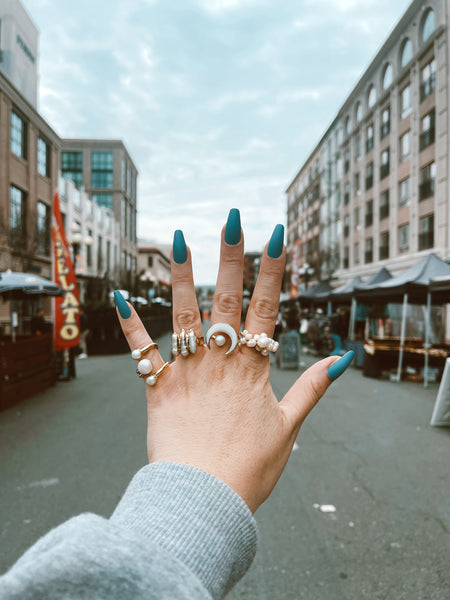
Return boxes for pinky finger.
[114,290,165,371]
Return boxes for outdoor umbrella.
[0,270,64,341]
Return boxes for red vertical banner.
[51,192,80,351]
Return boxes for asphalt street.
[0,333,449,599]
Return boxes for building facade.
[61,138,138,291]
[58,177,120,306]
[287,0,450,290]
[0,67,59,331]
[0,0,38,108]
[137,242,171,301]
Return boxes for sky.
[24,0,412,284]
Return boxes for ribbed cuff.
[110,462,258,599]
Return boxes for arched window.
[356,102,362,123]
[368,85,377,108]
[382,63,393,89]
[400,38,412,69]
[421,8,435,42]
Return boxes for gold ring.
[131,343,158,360]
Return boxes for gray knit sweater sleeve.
[0,462,258,600]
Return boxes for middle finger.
[211,209,244,336]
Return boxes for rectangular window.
[148,256,154,268]
[344,183,350,205]
[380,148,390,179]
[344,149,350,173]
[344,215,350,238]
[10,111,27,159]
[121,198,127,237]
[380,231,389,260]
[106,240,111,272]
[398,223,410,253]
[420,58,436,101]
[354,207,360,227]
[62,151,83,189]
[97,235,103,271]
[399,131,410,163]
[36,201,50,255]
[420,110,435,150]
[399,178,410,207]
[354,136,361,160]
[92,193,113,209]
[365,238,373,264]
[365,200,373,228]
[354,242,360,265]
[419,214,434,250]
[92,151,113,188]
[343,246,349,269]
[366,162,374,190]
[37,137,51,177]
[354,172,361,195]
[87,229,93,267]
[10,185,26,245]
[366,124,374,153]
[400,84,411,118]
[380,106,390,138]
[419,162,436,201]
[380,190,390,220]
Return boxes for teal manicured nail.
[327,350,354,382]
[173,230,187,264]
[225,208,241,245]
[114,290,131,319]
[267,224,284,258]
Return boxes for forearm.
[0,463,257,600]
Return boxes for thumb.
[279,351,354,430]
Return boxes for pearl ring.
[172,329,204,357]
[239,330,279,356]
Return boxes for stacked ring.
[136,361,170,386]
[172,329,204,357]
[239,330,279,356]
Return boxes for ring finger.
[244,224,285,345]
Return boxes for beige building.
[287,0,450,288]
[137,242,171,301]
[61,138,138,291]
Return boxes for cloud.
[195,0,266,15]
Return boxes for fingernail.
[173,230,187,264]
[225,208,241,245]
[327,350,354,382]
[114,290,132,319]
[267,224,284,258]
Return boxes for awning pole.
[424,291,431,388]
[396,292,408,382]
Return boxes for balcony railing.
[379,246,389,260]
[379,205,389,220]
[419,128,435,151]
[419,231,434,251]
[419,179,435,201]
[420,74,436,102]
[380,163,390,179]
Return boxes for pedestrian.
[78,306,90,359]
[0,209,354,599]
[30,308,47,336]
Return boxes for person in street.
[332,306,349,345]
[78,306,90,359]
[0,209,354,599]
[30,308,47,336]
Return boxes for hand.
[115,210,353,513]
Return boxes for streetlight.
[298,261,315,290]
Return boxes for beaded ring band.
[239,330,279,356]
[172,329,204,357]
[136,361,170,386]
